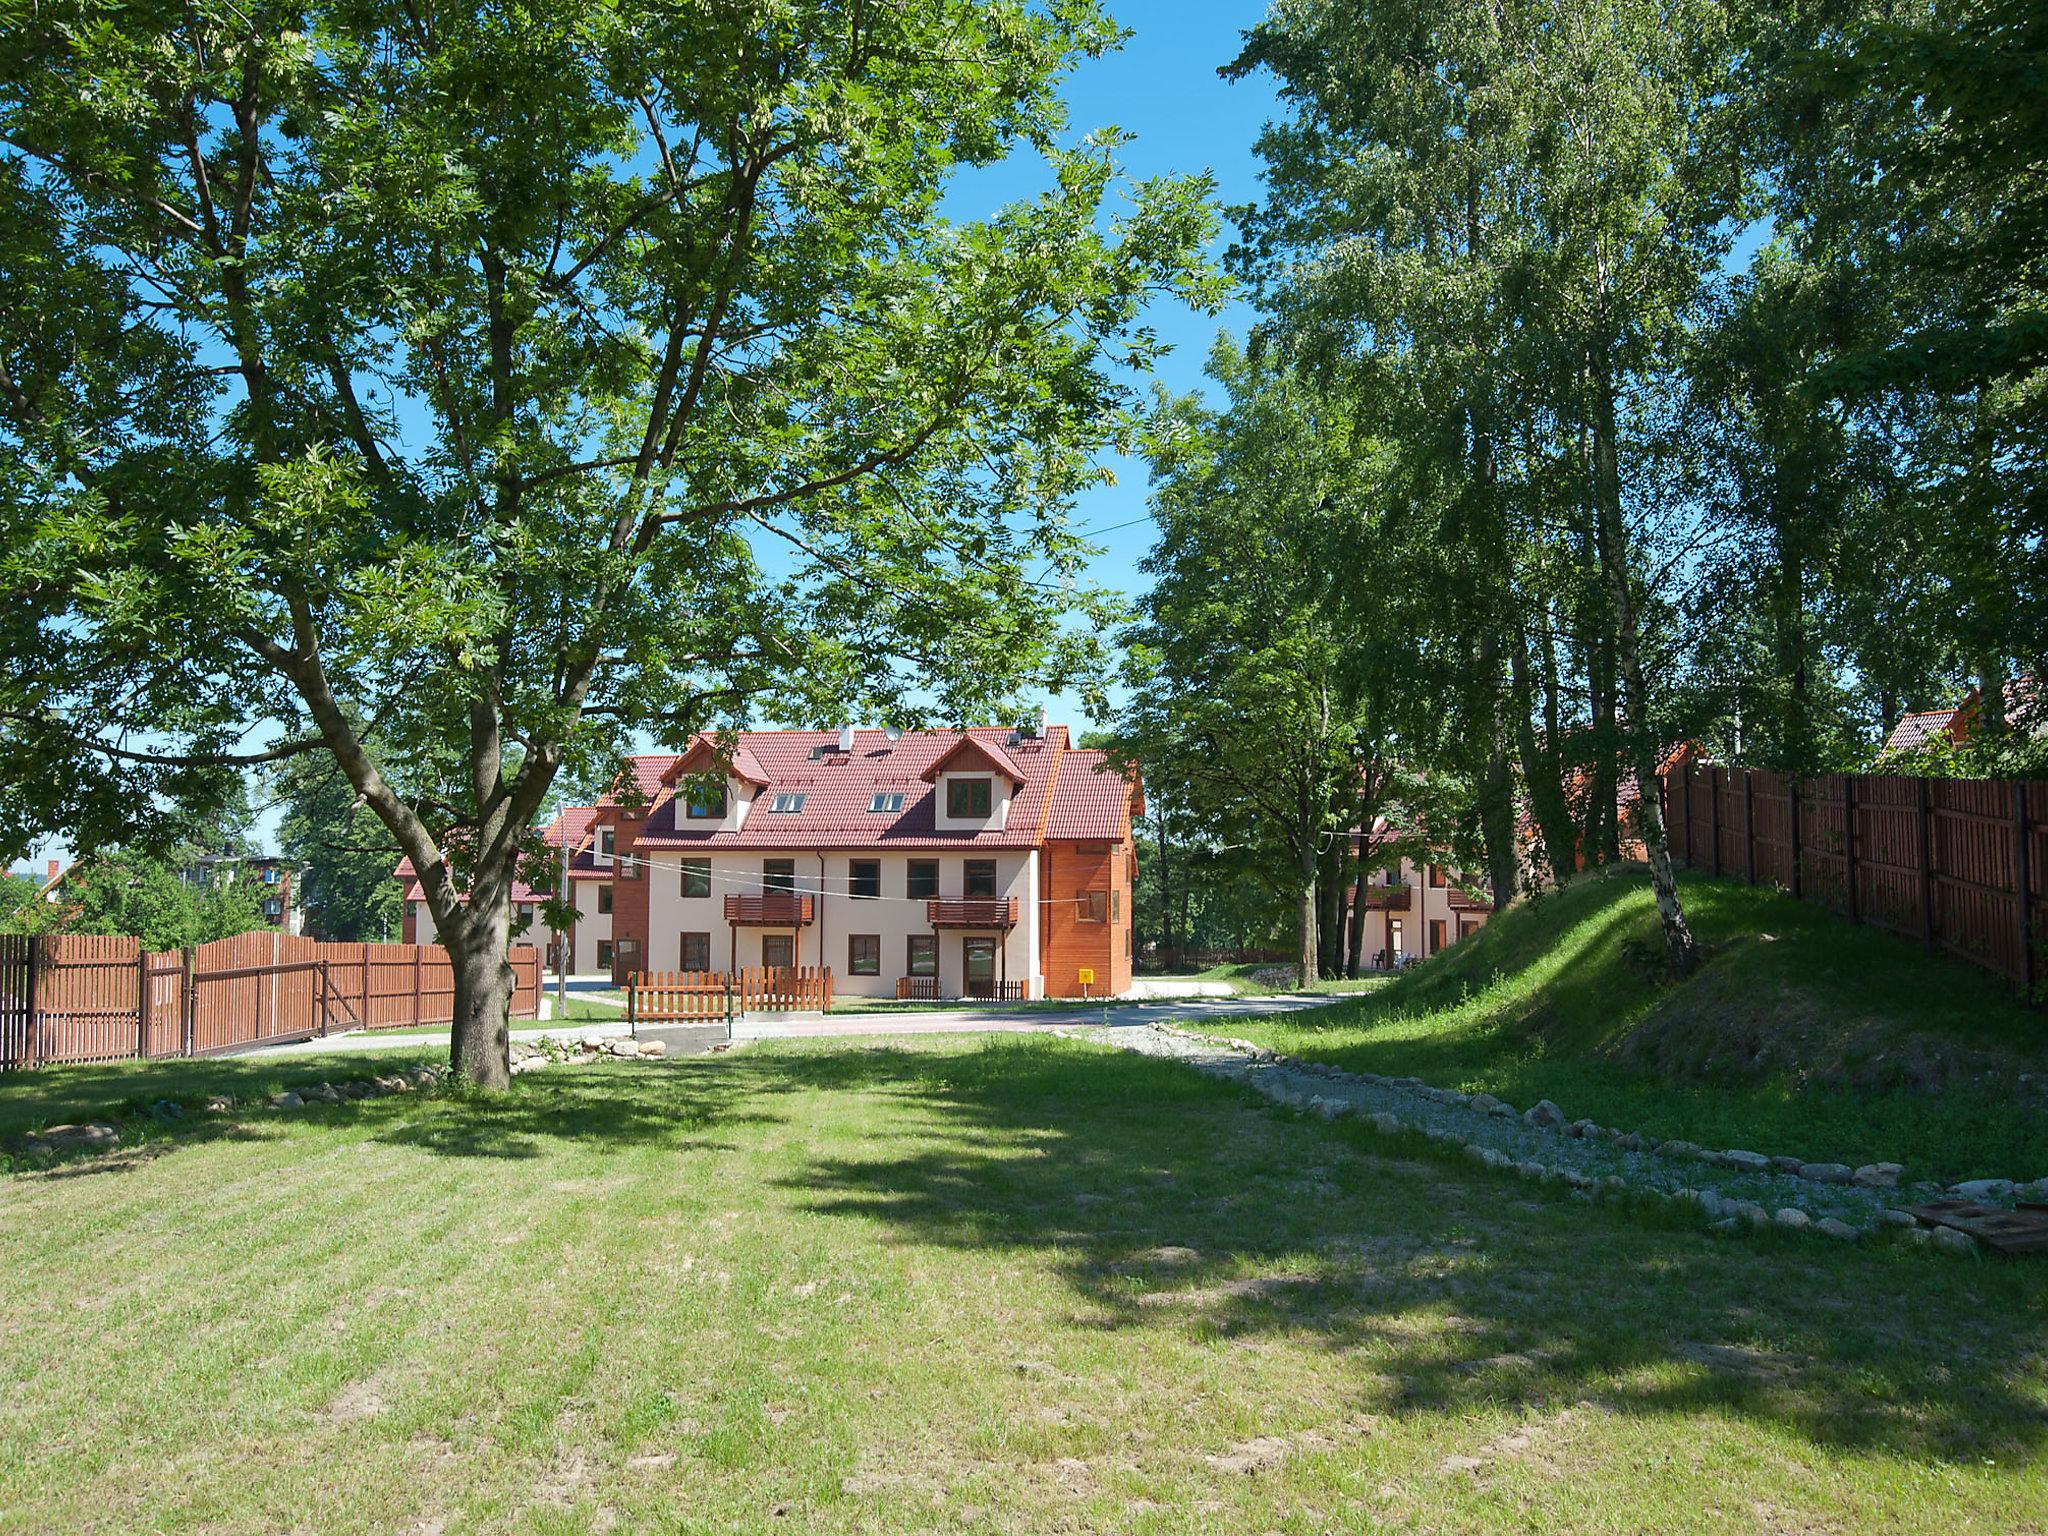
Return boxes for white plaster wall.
[641,849,1042,998]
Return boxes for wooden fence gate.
[626,966,833,1034]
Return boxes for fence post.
[627,974,638,1039]
[1709,766,1723,878]
[412,945,423,1029]
[25,934,42,1070]
[1788,777,1803,901]
[362,947,372,1029]
[319,960,333,1036]
[136,947,150,1061]
[1842,775,1859,923]
[1917,777,1936,954]
[1742,770,1756,884]
[180,946,196,1057]
[2016,782,2036,1001]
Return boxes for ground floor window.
[964,859,997,897]
[1429,918,1445,953]
[762,934,794,969]
[680,931,710,971]
[848,934,880,975]
[907,934,937,977]
[596,939,613,970]
[597,884,613,914]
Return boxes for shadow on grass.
[763,1036,2048,1466]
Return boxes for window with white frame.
[768,792,806,813]
[868,792,905,814]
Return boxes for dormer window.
[868,792,905,814]
[685,784,727,819]
[947,778,992,818]
[767,792,806,813]
[596,828,614,866]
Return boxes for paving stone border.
[1088,1022,1995,1256]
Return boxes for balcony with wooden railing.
[723,893,815,926]
[1446,885,1491,913]
[925,897,1019,929]
[1356,882,1410,912]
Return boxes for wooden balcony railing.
[925,897,1019,929]
[723,893,815,926]
[1357,883,1410,911]
[1445,885,1491,913]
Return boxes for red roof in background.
[1882,707,1961,756]
[627,725,1133,851]
[921,732,1026,786]
[665,735,771,788]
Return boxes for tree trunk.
[1590,352,1699,977]
[1345,814,1370,978]
[1296,835,1318,991]
[445,893,514,1090]
[1511,626,1577,885]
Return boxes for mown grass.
[1151,961,1392,997]
[1203,866,2048,1184]
[2,1032,2045,1534]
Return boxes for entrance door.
[963,938,996,999]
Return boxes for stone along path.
[1082,1023,1983,1254]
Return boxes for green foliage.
[0,0,1218,1070]
[275,754,402,942]
[34,849,268,949]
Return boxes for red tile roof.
[1882,707,1960,756]
[1042,750,1134,840]
[624,726,1130,851]
[666,736,770,788]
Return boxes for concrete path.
[265,994,1348,1056]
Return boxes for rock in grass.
[1951,1178,2014,1202]
[1772,1208,1811,1231]
[1929,1226,1978,1255]
[1565,1119,1598,1139]
[1876,1208,1916,1228]
[1656,1139,1703,1161]
[1708,1217,1742,1235]
[270,1091,303,1110]
[1853,1163,1903,1188]
[1468,1093,1504,1116]
[1721,1150,1771,1174]
[1814,1218,1860,1241]
[1370,1112,1401,1135]
[1771,1155,1804,1175]
[1798,1162,1852,1184]
[638,1039,667,1058]
[1523,1100,1567,1132]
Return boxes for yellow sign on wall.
[1077,968,1094,986]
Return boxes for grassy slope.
[1,1036,2043,1534]
[1208,866,2048,1184]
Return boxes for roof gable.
[920,733,1026,786]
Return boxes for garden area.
[2,1031,2043,1533]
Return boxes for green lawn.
[1198,865,2048,1184]
[1,1033,2043,1533]
[1146,961,1393,997]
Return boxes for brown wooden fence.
[0,933,542,1069]
[626,965,832,1030]
[1663,761,2046,1000]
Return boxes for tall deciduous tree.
[0,0,1217,1083]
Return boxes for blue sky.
[956,1,1280,736]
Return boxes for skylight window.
[868,792,905,814]
[768,792,806,813]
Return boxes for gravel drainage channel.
[1080,1022,1983,1255]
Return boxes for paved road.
[267,994,1347,1056]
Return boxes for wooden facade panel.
[1040,839,1132,998]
